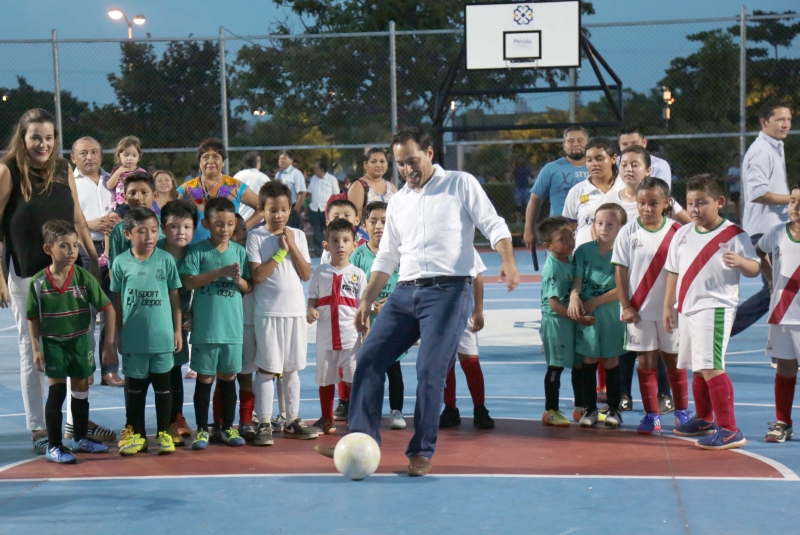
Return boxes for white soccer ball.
[333,432,381,480]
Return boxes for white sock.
[283,371,300,422]
[255,372,274,423]
[66,378,74,427]
[276,375,286,418]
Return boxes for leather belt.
[400,276,472,287]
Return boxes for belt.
[400,276,471,287]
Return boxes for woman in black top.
[0,109,100,453]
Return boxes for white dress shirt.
[74,167,113,242]
[649,155,672,186]
[742,131,789,237]
[274,164,307,203]
[372,164,511,281]
[308,172,340,212]
[233,167,270,220]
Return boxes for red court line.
[483,275,540,284]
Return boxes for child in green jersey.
[107,173,163,267]
[27,221,117,464]
[181,197,252,450]
[111,207,183,456]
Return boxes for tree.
[729,10,800,60]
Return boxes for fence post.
[389,21,399,185]
[51,29,64,155]
[219,26,230,175]
[568,68,577,123]
[739,5,747,166]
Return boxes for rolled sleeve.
[372,201,402,275]
[461,174,511,249]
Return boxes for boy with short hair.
[111,207,183,456]
[307,219,367,433]
[664,175,761,450]
[248,181,318,445]
[28,221,116,463]
[182,197,252,450]
[108,172,163,267]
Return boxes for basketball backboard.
[465,1,581,70]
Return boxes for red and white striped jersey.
[309,263,367,350]
[758,223,800,325]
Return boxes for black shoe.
[619,395,633,412]
[473,405,495,429]
[439,405,461,428]
[333,399,349,421]
[658,394,675,414]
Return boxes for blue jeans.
[731,233,770,336]
[349,279,472,459]
[308,210,326,256]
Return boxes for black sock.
[582,362,599,412]
[657,357,671,396]
[619,352,637,397]
[218,378,237,431]
[123,378,131,427]
[71,395,90,441]
[169,365,184,424]
[194,380,212,431]
[45,383,67,447]
[571,367,584,408]
[544,366,563,412]
[387,360,404,412]
[605,365,621,412]
[126,377,150,436]
[151,372,172,434]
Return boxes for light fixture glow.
[133,14,145,25]
[108,8,124,20]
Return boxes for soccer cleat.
[658,394,675,414]
[597,411,607,423]
[389,410,406,430]
[72,438,109,454]
[619,395,633,412]
[192,429,210,450]
[118,425,135,448]
[674,416,718,437]
[32,436,48,455]
[119,433,147,456]
[167,424,185,446]
[572,407,585,423]
[238,422,256,441]
[637,413,662,434]
[695,427,747,450]
[283,418,319,440]
[473,405,495,429]
[311,417,336,435]
[209,424,224,444]
[674,409,693,428]
[271,414,286,431]
[439,405,461,428]
[175,413,192,437]
[46,445,77,464]
[579,410,599,428]
[156,431,176,454]
[221,428,246,447]
[87,424,117,443]
[254,424,274,446]
[251,411,259,426]
[765,421,794,443]
[604,410,623,428]
[333,400,349,421]
[542,410,571,427]
[596,386,607,404]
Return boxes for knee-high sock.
[605,365,621,411]
[667,369,689,411]
[276,375,286,418]
[619,352,636,396]
[151,372,172,434]
[544,366,563,412]
[320,385,335,421]
[597,365,607,391]
[571,367,584,408]
[127,377,150,436]
[212,387,222,425]
[656,357,671,396]
[707,373,737,431]
[217,378,237,431]
[45,383,67,447]
[443,364,457,408]
[239,389,255,424]
[169,365,184,424]
[71,390,90,441]
[637,368,659,414]
[386,360,404,412]
[193,380,212,431]
[255,372,275,423]
[692,374,713,421]
[582,363,599,412]
[337,368,347,400]
[460,357,485,408]
[775,374,797,426]
[283,371,300,422]
[65,378,74,427]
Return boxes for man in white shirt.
[307,160,340,256]
[732,101,792,337]
[316,127,519,477]
[70,136,122,387]
[618,128,672,186]
[274,150,307,229]
[233,151,270,220]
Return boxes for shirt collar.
[280,165,296,175]
[73,167,110,181]
[400,164,446,195]
[758,131,784,151]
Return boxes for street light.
[108,8,145,39]
[662,85,675,129]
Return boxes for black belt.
[401,276,471,287]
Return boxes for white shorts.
[255,316,308,374]
[458,318,479,355]
[315,341,360,386]
[677,308,734,371]
[241,324,257,374]
[624,319,679,353]
[767,324,800,362]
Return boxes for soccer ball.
[333,432,381,480]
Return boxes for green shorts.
[173,330,190,368]
[191,343,242,376]
[122,352,174,379]
[42,335,95,379]
[540,315,575,368]
[576,302,626,359]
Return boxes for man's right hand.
[523,227,535,250]
[354,301,372,333]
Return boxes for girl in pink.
[105,136,146,215]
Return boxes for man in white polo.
[234,151,270,220]
[307,159,340,256]
[274,150,307,229]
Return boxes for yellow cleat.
[542,410,571,427]
[156,431,176,455]
[118,425,135,449]
[167,424,185,446]
[119,433,147,456]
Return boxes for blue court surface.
[1,250,798,534]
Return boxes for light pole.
[662,86,675,130]
[108,8,145,39]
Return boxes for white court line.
[484,298,540,302]
[0,326,17,332]
[728,349,766,355]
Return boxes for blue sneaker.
[46,445,77,464]
[674,409,693,428]
[637,412,662,434]
[673,416,717,437]
[696,427,747,450]
[192,429,209,450]
[221,428,246,447]
[72,438,109,454]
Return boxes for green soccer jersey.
[180,239,250,344]
[350,243,399,302]
[157,238,192,316]
[541,254,573,317]
[108,218,164,268]
[26,265,111,340]
[573,240,616,301]
[110,248,182,353]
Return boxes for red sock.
[707,374,737,432]
[239,390,255,423]
[337,369,348,400]
[342,382,351,400]
[597,365,607,391]
[775,374,796,426]
[444,365,457,408]
[212,387,222,425]
[637,368,658,414]
[460,358,485,407]
[692,374,713,421]
[667,369,689,411]
[320,385,335,421]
